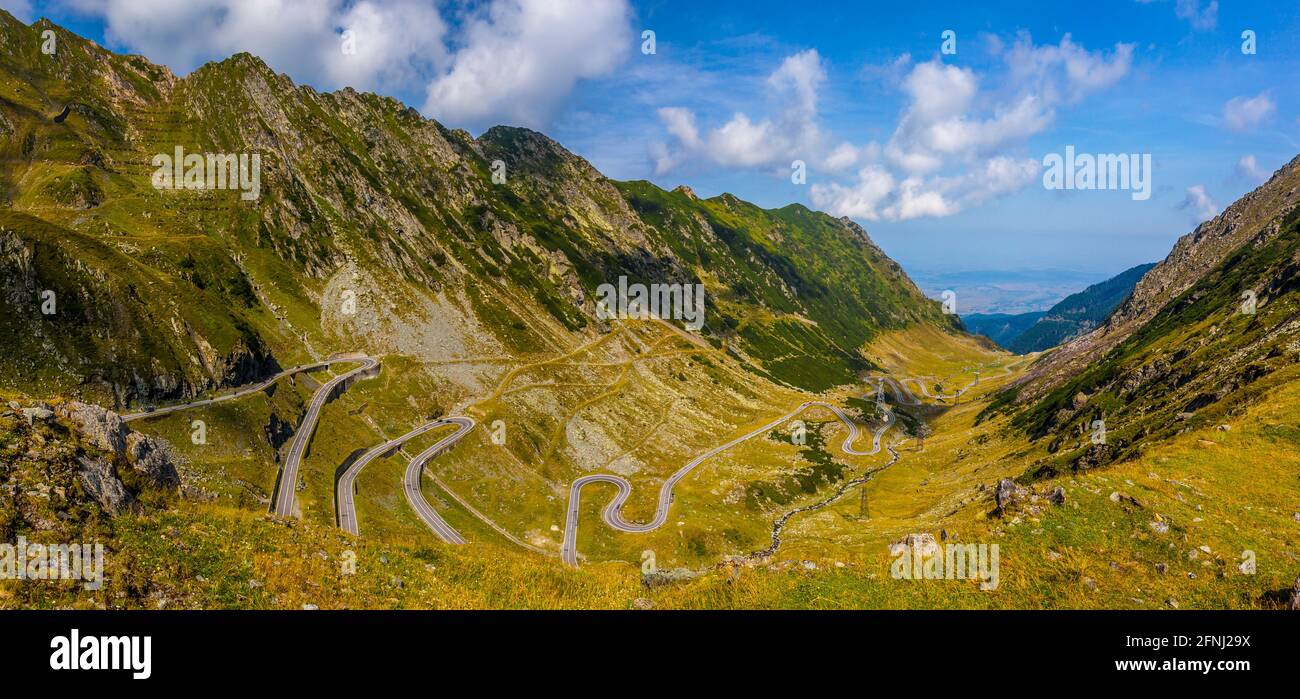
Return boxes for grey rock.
[20,407,54,425]
[75,455,135,514]
[994,478,1028,514]
[55,401,128,454]
[123,432,181,489]
[889,532,939,557]
[1047,486,1066,505]
[641,567,698,587]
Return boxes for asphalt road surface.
[561,394,898,566]
[401,416,475,544]
[336,418,461,535]
[271,357,380,518]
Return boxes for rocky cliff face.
[2,399,180,520]
[995,155,1300,474]
[1015,155,1300,401]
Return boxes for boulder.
[1047,486,1066,505]
[994,478,1028,514]
[54,401,128,453]
[75,455,135,514]
[889,532,939,557]
[124,432,181,489]
[20,406,54,425]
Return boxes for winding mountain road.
[561,396,896,566]
[401,417,475,544]
[904,371,980,401]
[337,418,462,535]
[269,357,380,518]
[120,357,366,423]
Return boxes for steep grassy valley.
[1,13,1296,610]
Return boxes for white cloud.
[59,0,630,130]
[812,155,1039,222]
[810,165,895,220]
[1175,0,1218,31]
[654,34,1128,222]
[1004,33,1134,104]
[1222,93,1275,132]
[423,0,632,128]
[882,36,1128,178]
[653,49,851,175]
[1235,154,1269,182]
[1182,184,1219,222]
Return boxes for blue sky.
[7,0,1298,288]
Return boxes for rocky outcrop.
[49,401,182,502]
[123,432,182,489]
[75,454,135,514]
[54,401,128,453]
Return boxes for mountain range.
[2,13,1297,610]
[963,262,1155,353]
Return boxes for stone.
[1149,520,1169,534]
[889,532,939,557]
[1109,491,1142,508]
[123,432,181,489]
[994,478,1028,514]
[54,401,128,454]
[632,597,654,610]
[1047,486,1066,505]
[20,407,54,425]
[75,455,134,514]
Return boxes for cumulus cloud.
[653,32,1130,222]
[58,0,631,130]
[1235,154,1269,182]
[812,155,1039,222]
[1222,93,1275,132]
[422,0,632,128]
[652,49,857,176]
[1182,184,1219,222]
[1003,33,1134,104]
[811,34,1127,222]
[1175,0,1218,30]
